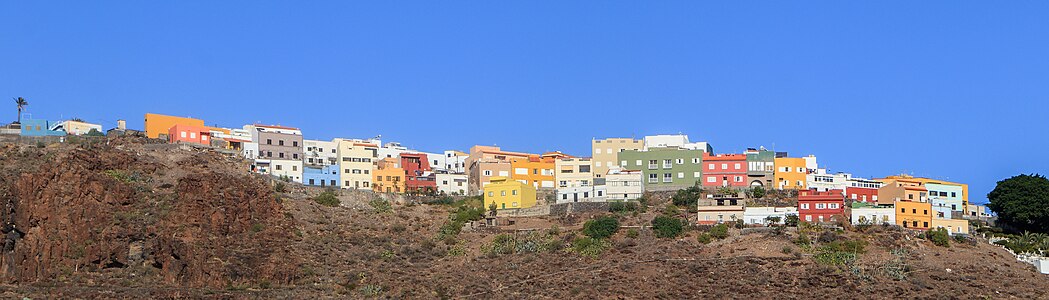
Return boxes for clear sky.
[3,2,1048,204]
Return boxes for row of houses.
[134,113,991,232]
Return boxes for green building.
[617,147,704,191]
[744,147,776,187]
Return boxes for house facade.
[701,153,747,188]
[304,139,339,168]
[743,207,798,225]
[932,218,970,235]
[484,177,538,210]
[798,189,845,223]
[774,155,814,190]
[618,147,704,191]
[642,134,713,153]
[850,202,895,225]
[251,124,304,183]
[605,168,643,201]
[591,137,644,179]
[509,154,557,189]
[926,182,964,217]
[466,145,533,195]
[896,200,933,230]
[51,120,103,135]
[20,119,66,137]
[401,153,436,194]
[144,113,204,139]
[436,172,468,195]
[304,165,340,188]
[168,124,212,145]
[845,177,883,204]
[555,157,594,188]
[697,196,746,225]
[556,185,606,203]
[744,148,775,187]
[372,157,404,193]
[336,139,378,190]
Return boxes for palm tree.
[13,97,27,124]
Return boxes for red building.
[401,153,436,194]
[798,189,845,223]
[702,153,748,188]
[845,178,883,204]
[168,124,212,145]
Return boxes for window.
[512,190,517,195]
[923,210,928,215]
[721,163,728,169]
[293,154,298,159]
[488,192,494,197]
[595,161,602,167]
[816,203,826,209]
[595,148,602,154]
[830,203,838,209]
[734,176,742,182]
[797,167,804,173]
[621,161,627,166]
[562,194,568,200]
[579,165,590,173]
[951,192,957,197]
[694,172,701,177]
[908,194,913,200]
[692,158,700,164]
[266,139,272,145]
[292,166,297,171]
[663,173,672,183]
[498,171,508,177]
[708,164,715,170]
[734,163,741,170]
[677,172,684,179]
[279,153,285,158]
[801,203,809,209]
[180,131,187,138]
[515,168,528,175]
[675,158,684,164]
[484,170,492,176]
[293,141,298,147]
[635,160,642,166]
[500,191,506,196]
[649,174,658,183]
[279,140,284,146]
[901,208,906,213]
[276,165,282,171]
[606,148,612,154]
[649,160,659,169]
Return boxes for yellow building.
[932,218,970,235]
[509,154,561,189]
[336,139,379,190]
[484,177,537,210]
[372,157,404,193]
[895,200,933,230]
[774,157,809,190]
[144,113,205,139]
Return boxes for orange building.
[509,152,571,189]
[145,113,205,139]
[373,157,405,193]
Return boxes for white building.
[642,134,713,153]
[438,150,468,173]
[605,168,643,201]
[556,185,606,204]
[304,139,339,167]
[50,120,103,135]
[806,169,850,193]
[743,207,798,225]
[851,206,896,225]
[436,173,468,195]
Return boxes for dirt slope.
[0,139,1045,299]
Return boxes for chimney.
[117,119,126,130]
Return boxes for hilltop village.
[8,112,994,234]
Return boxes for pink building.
[168,124,212,145]
[702,153,748,188]
[798,189,845,223]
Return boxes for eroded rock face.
[0,144,299,287]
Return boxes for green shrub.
[251,223,264,233]
[314,190,340,207]
[274,181,287,193]
[672,185,703,207]
[793,233,811,246]
[583,216,620,239]
[651,216,684,238]
[823,239,868,254]
[781,246,793,254]
[369,198,393,213]
[784,214,799,227]
[710,223,729,240]
[570,236,610,258]
[925,228,950,247]
[609,201,639,213]
[697,233,712,244]
[626,228,639,238]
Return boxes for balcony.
[648,164,658,170]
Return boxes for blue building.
[304,165,340,188]
[20,119,66,137]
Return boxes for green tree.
[85,128,104,137]
[672,184,703,207]
[13,97,27,124]
[582,216,620,239]
[748,186,766,199]
[784,214,800,227]
[651,215,684,238]
[987,174,1049,233]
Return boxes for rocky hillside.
[0,138,1045,299]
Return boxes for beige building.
[336,138,379,190]
[605,168,643,201]
[555,157,594,188]
[697,196,747,225]
[591,138,644,179]
[436,172,468,195]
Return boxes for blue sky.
[3,2,1047,204]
